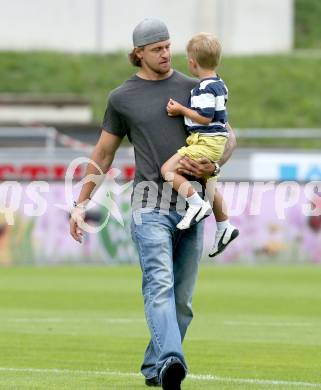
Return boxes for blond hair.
[186,33,222,69]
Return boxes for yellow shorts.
[177,132,227,179]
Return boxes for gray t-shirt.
[102,70,199,212]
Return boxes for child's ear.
[189,58,197,69]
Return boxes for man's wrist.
[213,162,220,176]
[73,200,89,210]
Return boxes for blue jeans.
[131,209,204,380]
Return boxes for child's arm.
[166,98,212,125]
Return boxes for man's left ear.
[136,48,143,60]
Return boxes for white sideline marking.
[11,318,145,324]
[0,367,320,388]
[224,321,314,327]
[10,318,315,327]
[188,373,321,387]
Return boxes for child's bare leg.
[161,153,196,198]
[213,189,228,222]
[205,179,229,221]
[204,177,216,207]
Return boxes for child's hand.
[166,98,184,117]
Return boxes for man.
[70,18,236,390]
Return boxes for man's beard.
[146,60,171,75]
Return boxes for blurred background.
[0,0,321,266]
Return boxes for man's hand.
[70,206,85,243]
[166,98,184,117]
[177,156,216,178]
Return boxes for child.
[161,32,238,257]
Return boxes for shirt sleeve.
[101,97,127,138]
[192,92,216,118]
[213,95,227,122]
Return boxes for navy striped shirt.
[185,76,228,136]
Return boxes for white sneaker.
[177,201,212,230]
[195,200,212,222]
[209,224,239,257]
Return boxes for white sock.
[217,220,230,231]
[186,192,203,207]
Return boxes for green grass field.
[295,0,321,48]
[1,52,320,131]
[0,266,320,389]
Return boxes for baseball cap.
[133,18,170,47]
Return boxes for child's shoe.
[209,224,239,257]
[177,201,212,230]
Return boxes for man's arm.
[76,130,123,203]
[218,122,237,167]
[177,123,237,178]
[70,130,123,242]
